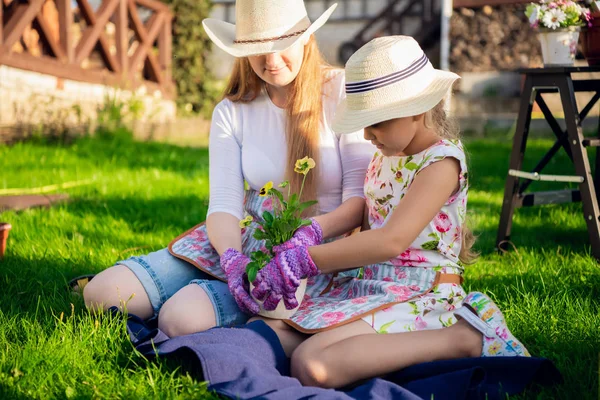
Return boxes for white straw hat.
[203,0,337,58]
[332,36,460,134]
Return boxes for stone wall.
[0,65,176,142]
[450,4,543,73]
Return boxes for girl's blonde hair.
[223,36,327,211]
[424,100,479,265]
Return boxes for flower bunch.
[239,157,318,282]
[525,1,593,29]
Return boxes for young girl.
[237,36,531,388]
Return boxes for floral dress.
[169,139,469,334]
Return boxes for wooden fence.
[0,0,174,98]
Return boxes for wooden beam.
[1,0,45,52]
[453,0,530,8]
[74,0,120,70]
[129,12,164,78]
[127,0,146,40]
[142,49,162,83]
[0,51,174,99]
[56,0,73,62]
[0,0,3,46]
[33,13,66,61]
[158,16,172,83]
[127,0,163,84]
[74,0,120,72]
[135,0,170,13]
[115,0,128,74]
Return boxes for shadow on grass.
[62,194,210,236]
[0,254,89,318]
[25,135,210,176]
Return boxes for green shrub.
[164,0,220,117]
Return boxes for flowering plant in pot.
[239,157,318,319]
[581,1,600,65]
[525,1,593,66]
[0,223,12,259]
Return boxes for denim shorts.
[117,248,249,327]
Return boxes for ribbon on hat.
[345,53,429,94]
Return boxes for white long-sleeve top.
[207,70,376,220]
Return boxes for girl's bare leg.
[248,317,309,357]
[291,318,482,389]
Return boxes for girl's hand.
[251,246,320,311]
[274,219,323,253]
[220,249,260,315]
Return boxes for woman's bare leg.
[83,265,153,319]
[157,284,218,338]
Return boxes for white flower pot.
[250,278,307,319]
[537,28,580,66]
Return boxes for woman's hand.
[220,249,260,315]
[251,246,320,311]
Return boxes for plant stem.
[299,174,307,203]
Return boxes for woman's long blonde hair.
[424,101,479,265]
[223,36,327,209]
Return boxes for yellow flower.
[487,342,501,355]
[259,181,273,197]
[239,216,253,228]
[294,157,316,175]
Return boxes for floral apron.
[169,188,463,334]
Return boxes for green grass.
[0,135,599,398]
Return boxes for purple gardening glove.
[250,246,319,311]
[274,218,323,253]
[220,248,260,315]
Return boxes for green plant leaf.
[289,193,298,207]
[247,267,258,284]
[253,229,266,241]
[263,211,274,224]
[298,200,318,214]
[299,219,312,227]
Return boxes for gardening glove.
[274,218,323,253]
[251,245,319,311]
[220,248,260,315]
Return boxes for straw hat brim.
[332,70,461,134]
[203,4,337,58]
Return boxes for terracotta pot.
[581,12,600,66]
[0,223,12,259]
[250,278,307,320]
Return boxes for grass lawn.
[0,134,598,399]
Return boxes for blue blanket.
[125,313,560,400]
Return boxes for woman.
[83,0,375,339]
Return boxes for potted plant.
[239,157,318,319]
[526,1,593,66]
[0,223,12,259]
[581,1,600,65]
